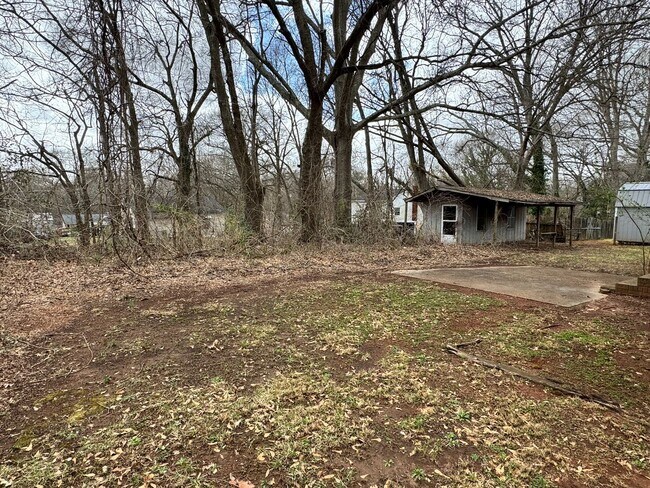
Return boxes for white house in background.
[614,182,650,244]
[392,192,418,226]
[350,192,419,228]
[60,214,109,229]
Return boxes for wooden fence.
[573,217,614,240]
[526,217,614,242]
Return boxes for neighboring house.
[407,185,576,245]
[392,192,418,227]
[60,214,76,229]
[351,192,418,227]
[614,182,650,244]
[151,208,226,238]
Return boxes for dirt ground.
[0,241,648,487]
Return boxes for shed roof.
[407,185,576,206]
[615,181,650,208]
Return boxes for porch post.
[492,201,499,245]
[552,205,558,247]
[535,206,541,248]
[569,205,574,248]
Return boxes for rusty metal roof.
[407,185,577,206]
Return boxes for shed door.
[441,205,458,244]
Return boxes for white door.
[441,205,458,244]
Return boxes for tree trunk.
[0,167,6,210]
[96,105,122,231]
[122,78,150,245]
[387,11,464,190]
[363,119,374,197]
[332,0,353,229]
[65,187,90,247]
[549,127,560,197]
[637,71,650,175]
[608,109,621,186]
[105,0,150,245]
[90,26,123,237]
[176,127,194,212]
[79,173,94,246]
[197,0,265,237]
[192,136,203,249]
[300,101,325,242]
[387,14,429,191]
[530,132,546,194]
[333,112,353,228]
[514,142,530,190]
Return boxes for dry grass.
[1,241,648,487]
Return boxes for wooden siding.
[419,198,528,244]
[420,195,460,241]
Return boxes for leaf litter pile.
[0,241,648,487]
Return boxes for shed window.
[442,205,457,221]
[394,206,401,216]
[506,206,516,229]
[477,205,489,231]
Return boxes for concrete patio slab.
[392,266,631,307]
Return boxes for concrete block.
[392,266,632,307]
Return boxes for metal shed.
[614,182,650,244]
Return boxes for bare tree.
[196,0,266,237]
[205,0,397,242]
[444,0,650,193]
[96,0,151,244]
[0,102,94,246]
[1,0,153,247]
[331,0,392,228]
[130,0,213,215]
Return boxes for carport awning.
[407,185,577,207]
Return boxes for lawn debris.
[444,343,622,412]
[1,242,647,487]
[451,338,482,349]
[229,474,255,488]
[539,322,563,330]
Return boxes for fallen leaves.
[1,243,648,487]
[229,474,255,488]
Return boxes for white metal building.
[614,182,650,244]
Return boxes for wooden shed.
[407,185,577,245]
